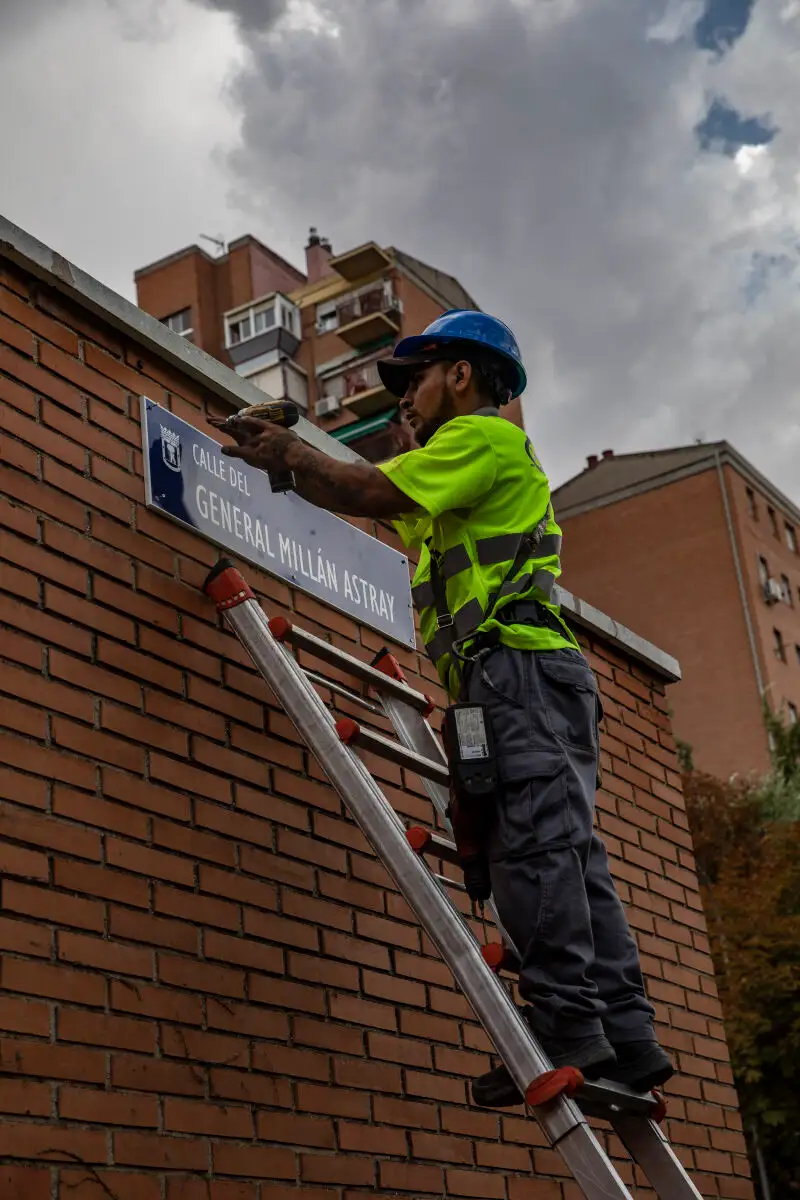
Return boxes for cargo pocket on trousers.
[490,750,570,861]
[538,655,599,751]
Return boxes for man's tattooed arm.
[284,437,410,518]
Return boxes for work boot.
[604,1040,674,1093]
[471,1032,617,1109]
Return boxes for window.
[758,555,769,587]
[774,628,786,662]
[787,523,798,554]
[227,314,252,345]
[781,575,793,605]
[746,487,757,518]
[316,301,338,334]
[789,702,798,726]
[768,506,779,538]
[163,308,192,336]
[252,304,275,335]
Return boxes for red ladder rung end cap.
[524,1066,584,1108]
[335,717,361,744]
[268,616,292,642]
[406,827,432,853]
[422,694,436,718]
[480,943,507,972]
[204,565,254,610]
[373,651,406,683]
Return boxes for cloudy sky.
[1,0,799,500]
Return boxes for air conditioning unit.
[764,578,783,605]
[315,395,341,418]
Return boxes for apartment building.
[552,442,800,781]
[134,229,523,462]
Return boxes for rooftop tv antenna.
[199,234,226,256]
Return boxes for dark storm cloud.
[193,0,287,33]
[187,0,800,498]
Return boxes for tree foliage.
[683,707,800,1194]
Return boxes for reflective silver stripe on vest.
[412,537,560,614]
[496,567,556,603]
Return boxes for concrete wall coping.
[0,213,681,684]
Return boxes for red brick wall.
[557,470,770,780]
[0,252,753,1199]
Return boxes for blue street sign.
[140,397,415,648]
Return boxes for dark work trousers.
[466,643,656,1045]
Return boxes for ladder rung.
[336,718,450,785]
[576,1078,662,1122]
[406,826,460,866]
[269,617,433,714]
[432,871,467,892]
[303,668,385,717]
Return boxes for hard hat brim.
[378,338,526,400]
[376,351,449,399]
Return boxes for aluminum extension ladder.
[202,559,705,1200]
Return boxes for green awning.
[331,409,397,444]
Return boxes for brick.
[0,915,51,957]
[0,311,35,356]
[53,785,149,841]
[93,515,174,574]
[0,496,38,540]
[0,367,36,416]
[0,527,85,593]
[399,1008,461,1045]
[271,768,339,815]
[355,910,420,951]
[158,955,246,1000]
[300,1155,374,1186]
[0,1165,51,1200]
[0,1037,105,1083]
[114,1131,209,1171]
[411,1131,474,1164]
[146,690,225,741]
[211,1067,289,1110]
[0,996,50,1037]
[368,1031,432,1069]
[204,929,284,975]
[441,1106,500,1139]
[289,952,360,995]
[162,1026,250,1070]
[206,998,289,1040]
[103,771,191,822]
[110,906,198,954]
[0,1077,51,1117]
[59,1170,161,1200]
[404,1068,467,1105]
[97,641,182,695]
[256,1111,336,1148]
[54,859,149,909]
[0,697,46,739]
[296,1083,369,1120]
[248,975,326,1016]
[58,931,153,978]
[321,930,391,971]
[109,979,204,1026]
[199,867,278,915]
[1,955,106,1007]
[333,1056,402,1094]
[235,783,311,831]
[58,1008,155,1054]
[212,1144,296,1180]
[111,1053,205,1097]
[253,1032,337,1086]
[362,969,426,1008]
[43,520,131,581]
[166,1181,256,1200]
[0,286,79,353]
[60,1085,159,1127]
[379,1162,443,1193]
[242,906,319,951]
[43,458,131,523]
[293,1016,362,1057]
[329,993,397,1032]
[39,340,126,408]
[154,884,240,932]
[151,753,231,802]
[0,1121,106,1162]
[237,846,314,892]
[165,1096,253,1138]
[42,398,130,467]
[106,837,196,887]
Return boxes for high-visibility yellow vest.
[378,410,578,696]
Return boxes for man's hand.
[208,414,297,473]
[208,413,414,519]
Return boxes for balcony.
[224,294,301,367]
[319,354,394,418]
[328,241,392,283]
[328,280,401,349]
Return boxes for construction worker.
[209,310,674,1106]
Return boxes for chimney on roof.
[602,449,614,460]
[587,454,599,469]
[306,227,334,284]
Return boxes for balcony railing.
[320,354,393,418]
[318,280,401,348]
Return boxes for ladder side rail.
[205,568,635,1200]
[611,1114,705,1199]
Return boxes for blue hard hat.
[377,309,527,401]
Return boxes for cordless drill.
[224,399,300,494]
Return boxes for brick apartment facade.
[134,230,524,466]
[0,214,754,1198]
[553,445,800,782]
